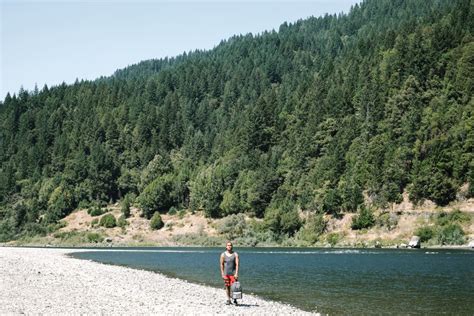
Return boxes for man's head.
[226,241,233,252]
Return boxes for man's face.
[226,243,233,251]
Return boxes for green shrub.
[217,214,246,239]
[436,212,450,226]
[88,205,105,217]
[171,232,221,246]
[415,226,435,242]
[22,223,47,237]
[53,230,80,240]
[449,209,471,223]
[77,200,91,209]
[281,209,303,236]
[90,218,99,227]
[0,220,15,242]
[178,210,186,219]
[437,209,470,226]
[297,213,327,244]
[415,210,469,245]
[117,215,128,228]
[234,235,259,247]
[239,219,276,245]
[86,232,104,243]
[326,233,341,247]
[99,214,117,228]
[351,206,375,230]
[46,221,67,233]
[121,197,131,218]
[376,212,399,230]
[436,223,465,245]
[264,199,302,237]
[168,206,178,215]
[150,212,164,230]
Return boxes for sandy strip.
[0,247,318,315]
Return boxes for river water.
[70,247,474,315]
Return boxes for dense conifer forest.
[0,0,473,242]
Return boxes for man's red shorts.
[223,275,235,287]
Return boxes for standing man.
[220,241,239,305]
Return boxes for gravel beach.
[0,247,318,315]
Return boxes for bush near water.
[415,209,469,245]
[351,206,375,230]
[150,212,164,230]
[99,214,117,228]
[0,1,473,243]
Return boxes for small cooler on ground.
[231,281,242,300]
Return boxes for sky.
[1,0,359,100]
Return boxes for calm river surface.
[70,247,474,315]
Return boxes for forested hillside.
[1,0,473,243]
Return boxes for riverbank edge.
[0,246,319,315]
[2,241,473,250]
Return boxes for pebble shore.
[0,247,318,315]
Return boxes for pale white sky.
[1,0,359,99]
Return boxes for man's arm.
[220,254,225,278]
[234,253,239,279]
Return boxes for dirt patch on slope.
[58,204,218,245]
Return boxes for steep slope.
[0,0,473,245]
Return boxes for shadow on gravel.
[232,303,259,307]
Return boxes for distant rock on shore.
[408,236,421,248]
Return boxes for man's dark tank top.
[223,252,236,275]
